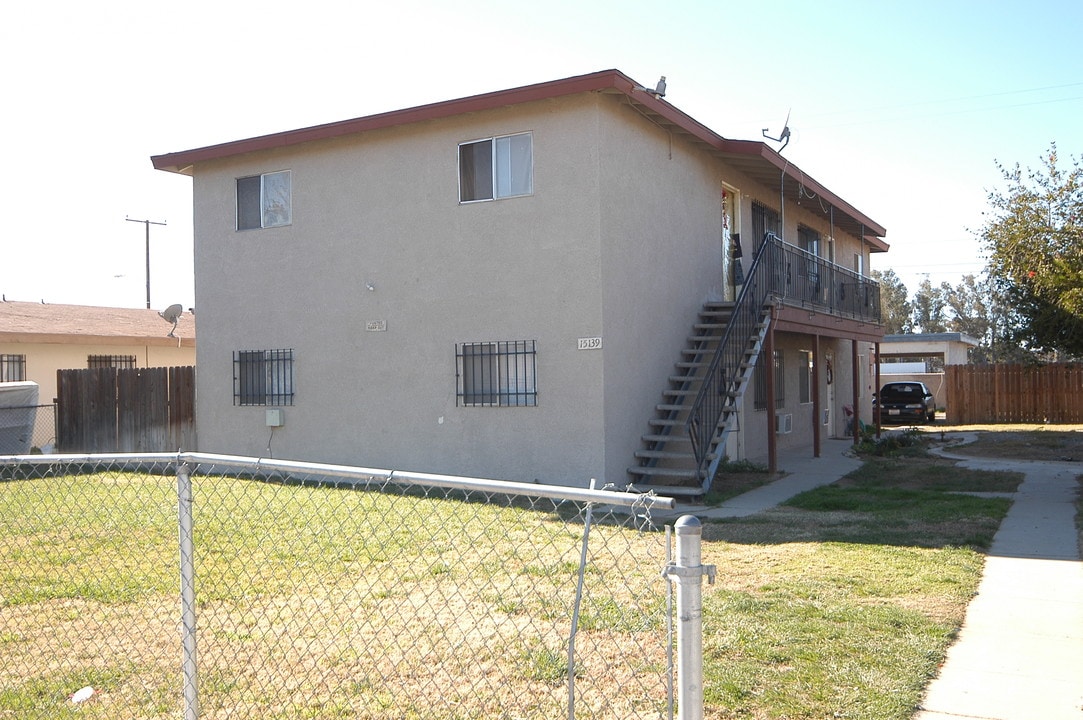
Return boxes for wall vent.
[775,413,793,434]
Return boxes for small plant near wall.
[854,427,927,457]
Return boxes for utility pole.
[126,217,166,309]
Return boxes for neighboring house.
[0,300,196,402]
[879,332,981,409]
[151,69,887,493]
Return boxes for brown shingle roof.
[0,301,195,347]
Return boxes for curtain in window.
[261,171,291,227]
[495,134,532,198]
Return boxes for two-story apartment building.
[152,69,887,493]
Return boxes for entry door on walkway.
[825,350,836,437]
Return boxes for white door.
[825,350,836,437]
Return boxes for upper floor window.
[752,201,780,243]
[456,340,537,407]
[234,349,294,406]
[88,355,136,369]
[458,133,533,202]
[0,354,26,382]
[798,226,820,257]
[237,170,292,230]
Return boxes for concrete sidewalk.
[667,437,863,520]
[659,435,1083,719]
[914,446,1083,720]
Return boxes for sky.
[2,0,1080,311]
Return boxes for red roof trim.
[152,70,631,173]
[150,69,885,241]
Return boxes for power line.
[804,80,1083,124]
[126,217,166,309]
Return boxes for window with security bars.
[754,349,785,410]
[752,201,780,242]
[234,349,294,406]
[88,355,136,369]
[0,354,26,382]
[456,341,537,407]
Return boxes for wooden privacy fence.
[945,363,1083,424]
[56,366,195,452]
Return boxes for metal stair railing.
[686,233,780,481]
[686,233,882,486]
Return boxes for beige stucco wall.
[737,334,878,465]
[193,95,617,484]
[0,341,196,402]
[188,90,879,486]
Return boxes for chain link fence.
[0,452,690,719]
[0,403,56,454]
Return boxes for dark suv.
[875,382,936,424]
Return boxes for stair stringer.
[699,311,771,491]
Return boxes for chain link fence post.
[663,515,715,720]
[177,461,199,720]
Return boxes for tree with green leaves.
[910,276,947,334]
[870,269,911,334]
[942,274,990,340]
[980,144,1083,357]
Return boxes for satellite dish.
[159,303,183,338]
[762,108,792,152]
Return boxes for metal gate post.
[177,462,199,720]
[663,516,715,720]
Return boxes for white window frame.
[458,133,533,203]
[237,170,292,230]
[799,350,813,404]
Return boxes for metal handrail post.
[663,516,715,720]
[177,462,199,720]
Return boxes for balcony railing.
[769,239,881,323]
[687,233,880,484]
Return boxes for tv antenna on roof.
[159,303,183,338]
[762,109,791,152]
[634,75,667,99]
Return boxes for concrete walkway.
[914,443,1083,720]
[662,435,1083,719]
[673,437,863,520]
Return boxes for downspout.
[851,340,861,445]
[813,335,821,458]
[765,305,778,474]
[874,342,882,439]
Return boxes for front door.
[825,349,836,437]
[722,185,740,300]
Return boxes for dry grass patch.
[1,472,670,719]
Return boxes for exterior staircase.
[626,300,770,496]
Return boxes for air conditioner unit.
[775,413,793,434]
